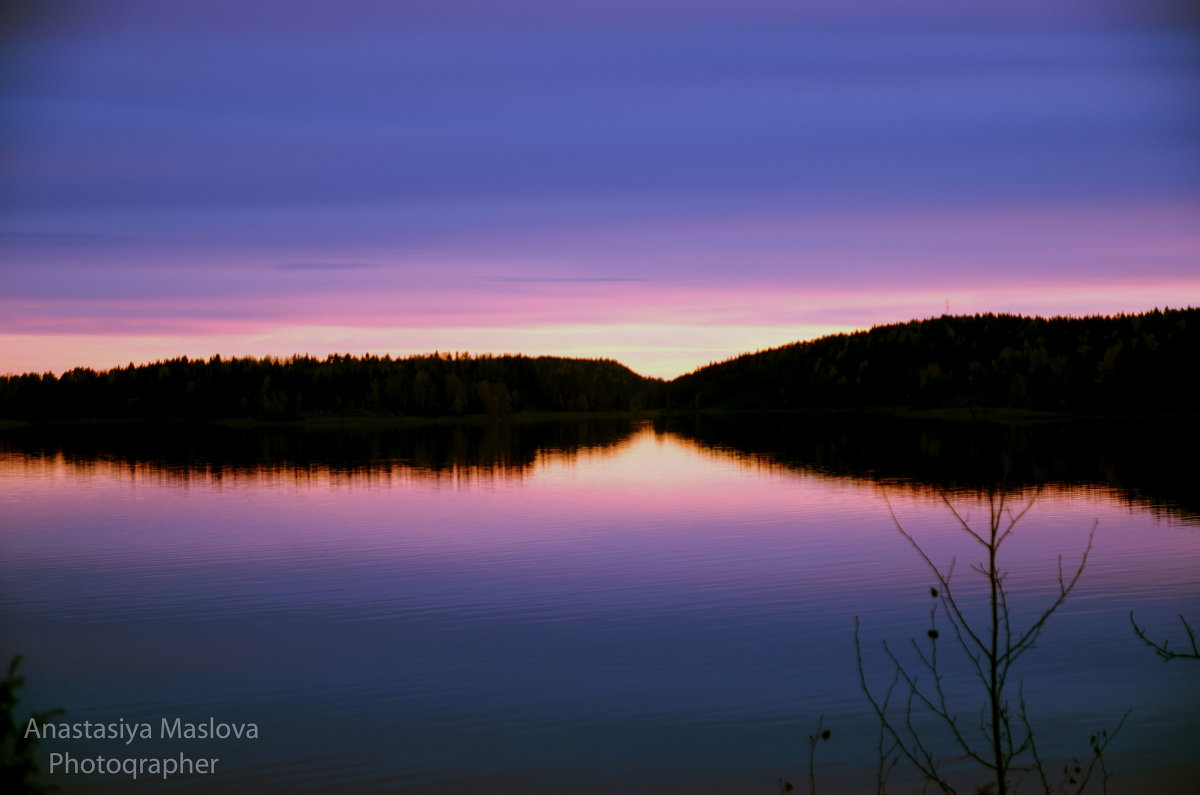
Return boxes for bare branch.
[1061,710,1129,795]
[1130,611,1200,661]
[807,714,830,795]
[856,617,965,792]
[1002,522,1096,668]
[891,518,988,656]
[938,492,989,549]
[1017,685,1053,794]
[860,490,1123,795]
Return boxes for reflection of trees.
[855,490,1126,795]
[657,413,1200,525]
[5,414,1198,526]
[0,419,646,484]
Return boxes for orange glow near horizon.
[4,198,1197,380]
[4,276,1197,381]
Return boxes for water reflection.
[1,417,1197,793]
[3,415,1197,523]
[0,418,643,485]
[657,413,1200,525]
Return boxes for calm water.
[1,417,1197,793]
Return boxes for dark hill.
[666,308,1198,414]
[1,309,1194,420]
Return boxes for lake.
[1,415,1197,793]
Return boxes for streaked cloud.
[493,277,652,283]
[275,263,385,271]
[0,232,137,247]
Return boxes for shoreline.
[3,406,1197,432]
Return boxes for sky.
[2,0,1198,379]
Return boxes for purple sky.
[2,0,1198,377]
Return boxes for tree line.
[664,307,1198,414]
[0,352,662,420]
[0,308,1195,420]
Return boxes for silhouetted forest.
[0,309,1195,419]
[666,308,1198,414]
[0,353,661,420]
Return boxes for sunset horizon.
[3,1,1197,382]
[4,301,1198,383]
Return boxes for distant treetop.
[1,308,1194,419]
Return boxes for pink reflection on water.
[2,426,1196,594]
[2,424,1199,791]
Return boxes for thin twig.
[1130,611,1200,661]
[862,487,1123,795]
